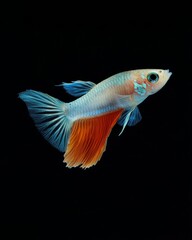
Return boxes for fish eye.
[147,72,159,83]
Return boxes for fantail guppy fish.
[19,69,172,168]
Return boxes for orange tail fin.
[64,109,123,168]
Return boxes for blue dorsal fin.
[118,107,142,135]
[57,80,96,97]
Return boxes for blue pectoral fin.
[57,80,96,97]
[127,107,142,126]
[18,90,72,152]
[118,107,142,135]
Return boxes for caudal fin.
[18,90,72,152]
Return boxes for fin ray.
[64,109,123,168]
[57,80,96,97]
[118,107,142,135]
[19,90,72,152]
[127,107,142,126]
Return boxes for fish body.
[66,70,170,120]
[19,69,172,168]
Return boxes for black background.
[1,16,191,239]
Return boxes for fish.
[19,69,172,169]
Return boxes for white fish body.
[19,69,172,168]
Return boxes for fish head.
[132,69,172,96]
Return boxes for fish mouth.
[165,69,172,78]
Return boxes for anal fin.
[64,109,123,168]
